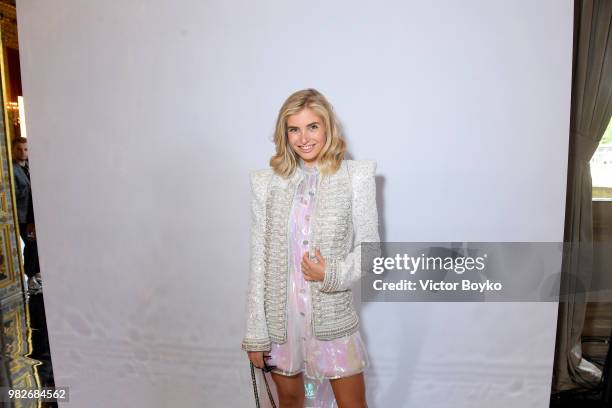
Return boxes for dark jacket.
[12,160,34,224]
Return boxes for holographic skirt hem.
[270,366,367,380]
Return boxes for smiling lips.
[299,144,315,153]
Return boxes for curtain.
[552,0,612,393]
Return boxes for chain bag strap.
[250,361,277,408]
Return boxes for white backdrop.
[16,0,572,407]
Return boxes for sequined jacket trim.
[241,159,380,352]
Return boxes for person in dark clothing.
[12,137,41,292]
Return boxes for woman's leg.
[329,372,367,408]
[271,371,305,408]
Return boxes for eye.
[288,128,297,133]
[309,124,318,130]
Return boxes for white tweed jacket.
[241,159,380,352]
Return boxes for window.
[591,118,612,200]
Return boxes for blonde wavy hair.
[270,88,346,177]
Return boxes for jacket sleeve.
[320,160,381,293]
[12,167,27,203]
[26,190,35,224]
[241,170,272,352]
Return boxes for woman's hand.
[301,247,326,281]
[247,351,269,369]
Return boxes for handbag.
[250,360,277,408]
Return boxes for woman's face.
[286,107,326,166]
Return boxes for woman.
[241,88,380,408]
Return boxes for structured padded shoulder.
[346,159,377,181]
[250,168,273,186]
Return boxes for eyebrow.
[287,121,320,128]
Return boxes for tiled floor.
[0,288,57,407]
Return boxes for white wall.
[16,0,573,406]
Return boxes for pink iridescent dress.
[267,160,369,407]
